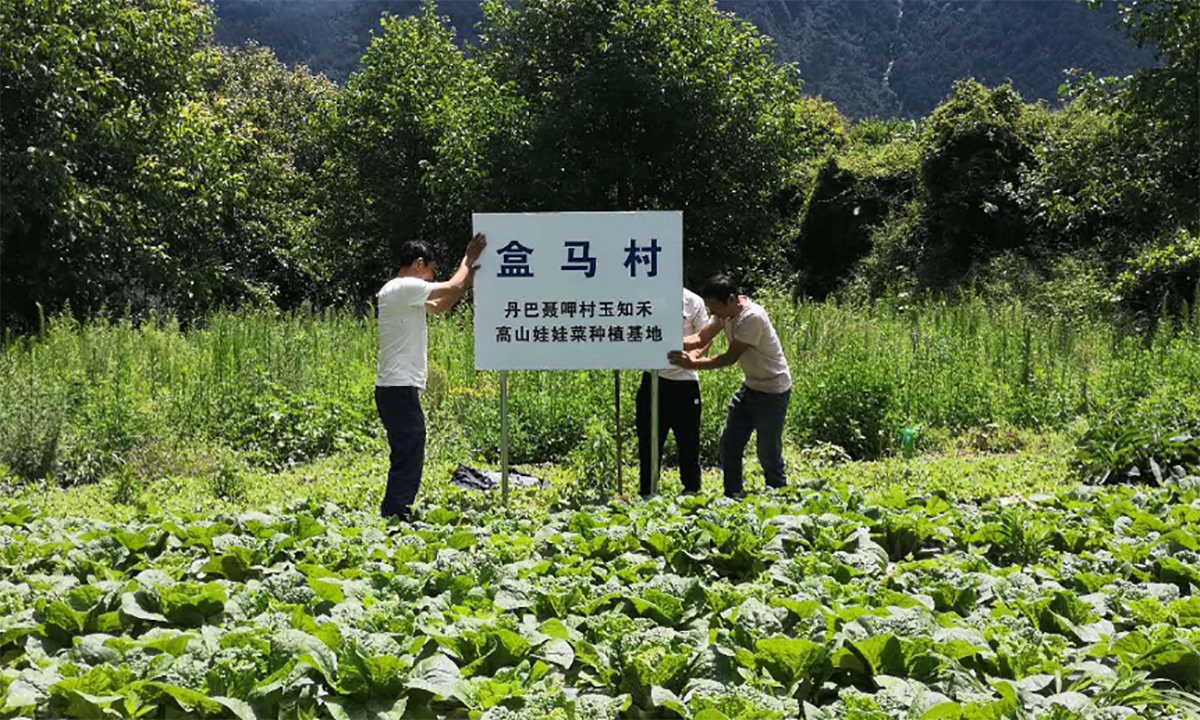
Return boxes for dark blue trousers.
[721,384,791,496]
[375,386,425,517]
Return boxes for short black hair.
[397,241,435,269]
[699,274,739,303]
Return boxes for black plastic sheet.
[449,464,545,491]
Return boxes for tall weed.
[2,293,1197,478]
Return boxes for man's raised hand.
[465,232,487,268]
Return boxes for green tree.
[125,43,337,316]
[1088,0,1198,218]
[1,0,335,327]
[830,82,1053,300]
[915,80,1044,286]
[1106,0,1198,315]
[1020,0,1200,315]
[313,4,515,303]
[1,0,215,327]
[790,118,918,299]
[477,0,837,281]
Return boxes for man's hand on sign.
[464,232,487,269]
[427,233,487,314]
[667,350,696,369]
[669,341,748,371]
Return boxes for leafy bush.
[567,416,619,500]
[210,451,248,502]
[69,385,159,459]
[970,251,1120,323]
[917,80,1043,286]
[952,423,1028,455]
[1074,419,1200,484]
[0,361,68,480]
[455,379,590,465]
[841,199,926,301]
[796,441,853,469]
[122,438,217,481]
[109,461,143,506]
[1116,227,1200,319]
[789,357,898,460]
[790,132,919,299]
[219,378,374,469]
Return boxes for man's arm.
[425,233,486,314]
[689,301,714,358]
[681,318,722,351]
[425,266,477,315]
[669,339,749,370]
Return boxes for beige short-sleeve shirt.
[722,298,792,393]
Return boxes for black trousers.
[636,373,702,495]
[375,386,425,517]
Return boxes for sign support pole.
[615,371,623,497]
[650,370,660,495]
[500,371,510,507]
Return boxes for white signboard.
[473,212,683,371]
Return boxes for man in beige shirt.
[668,274,792,497]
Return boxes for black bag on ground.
[450,464,544,491]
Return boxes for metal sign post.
[650,370,660,495]
[615,370,623,496]
[500,371,510,507]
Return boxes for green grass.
[1,292,1197,498]
[8,430,1075,526]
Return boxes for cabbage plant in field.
[2,479,1200,719]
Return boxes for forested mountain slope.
[214,0,1151,117]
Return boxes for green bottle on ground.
[900,425,917,458]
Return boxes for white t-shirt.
[661,289,710,382]
[376,277,435,388]
[722,298,792,394]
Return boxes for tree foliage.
[1,0,335,328]
[790,119,918,298]
[478,0,842,282]
[1020,0,1199,314]
[1094,0,1198,198]
[810,0,1198,313]
[1,0,214,326]
[1,0,1193,326]
[311,4,516,303]
[126,45,336,316]
[915,80,1046,285]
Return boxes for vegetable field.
[4,477,1200,719]
[2,296,1198,719]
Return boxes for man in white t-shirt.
[636,288,711,496]
[668,274,792,498]
[377,233,486,524]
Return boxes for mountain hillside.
[213,0,1153,118]
[727,0,1152,117]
